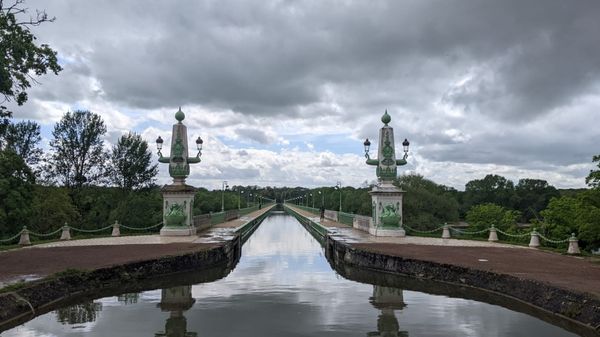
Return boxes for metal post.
[336,181,342,212]
[221,181,228,212]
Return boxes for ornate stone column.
[364,111,410,237]
[156,108,203,236]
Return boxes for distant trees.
[109,132,158,190]
[463,174,516,214]
[396,174,459,229]
[514,178,559,222]
[46,110,108,188]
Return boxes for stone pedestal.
[160,184,197,236]
[369,183,405,237]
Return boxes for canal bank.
[0,205,275,331]
[284,204,600,333]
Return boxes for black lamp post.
[363,138,371,158]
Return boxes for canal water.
[3,212,578,336]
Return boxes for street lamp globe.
[402,138,410,154]
[196,136,203,151]
[363,138,371,156]
[156,136,164,152]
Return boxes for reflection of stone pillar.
[155,286,197,337]
[368,286,409,337]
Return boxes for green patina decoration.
[380,204,401,227]
[165,203,187,227]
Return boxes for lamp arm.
[396,153,408,166]
[158,155,170,163]
[366,158,379,166]
[187,157,201,164]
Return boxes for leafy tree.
[30,185,78,232]
[109,132,158,190]
[466,203,520,231]
[586,155,600,189]
[396,174,459,229]
[0,0,61,118]
[0,148,34,235]
[514,178,559,222]
[3,120,42,165]
[541,194,600,251]
[463,174,516,213]
[46,110,108,188]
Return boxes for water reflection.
[2,213,580,337]
[155,286,196,337]
[55,301,102,325]
[368,286,408,337]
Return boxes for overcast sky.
[8,0,600,190]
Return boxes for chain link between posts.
[538,233,571,244]
[449,227,489,235]
[28,228,64,237]
[0,230,24,244]
[403,224,445,234]
[494,228,531,238]
[71,224,113,233]
[120,222,163,231]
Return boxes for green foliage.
[3,120,42,165]
[396,174,459,229]
[109,132,158,190]
[0,149,34,235]
[540,191,600,251]
[586,155,600,189]
[514,178,559,222]
[466,203,520,231]
[30,185,78,232]
[47,110,108,187]
[109,189,162,228]
[0,1,61,116]
[463,174,516,214]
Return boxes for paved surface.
[288,205,600,298]
[0,207,273,287]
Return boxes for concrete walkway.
[288,205,522,248]
[287,205,600,298]
[0,206,275,287]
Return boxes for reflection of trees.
[118,292,140,305]
[155,286,197,337]
[56,301,102,325]
[368,286,408,337]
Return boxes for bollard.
[60,223,71,240]
[528,229,540,248]
[441,223,451,239]
[19,226,31,246]
[488,225,498,242]
[112,220,120,237]
[567,233,581,255]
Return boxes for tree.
[0,148,34,235]
[47,110,108,188]
[0,0,61,118]
[463,174,516,213]
[109,132,158,190]
[396,174,459,229]
[514,178,559,222]
[466,203,520,232]
[3,120,42,165]
[30,185,78,232]
[586,155,600,189]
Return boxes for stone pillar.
[567,233,580,255]
[441,224,451,239]
[111,220,120,237]
[488,225,498,242]
[155,286,196,337]
[161,184,197,236]
[60,224,71,240]
[529,230,540,248]
[369,183,405,237]
[19,226,31,246]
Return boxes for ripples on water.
[3,213,577,337]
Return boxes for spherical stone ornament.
[175,107,185,123]
[381,110,391,125]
